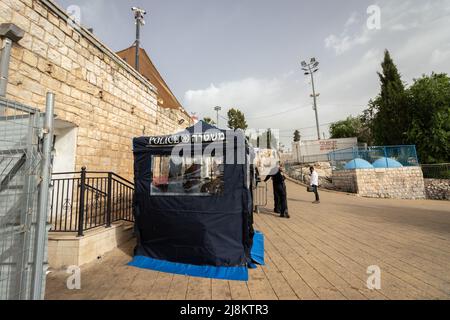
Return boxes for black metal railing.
[49,167,134,236]
[421,163,450,179]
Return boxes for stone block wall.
[424,179,450,201]
[331,170,358,193]
[332,167,426,199]
[48,221,134,268]
[1,0,192,179]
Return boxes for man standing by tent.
[264,165,290,219]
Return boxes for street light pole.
[301,58,321,140]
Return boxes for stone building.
[0,0,192,179]
[0,0,196,268]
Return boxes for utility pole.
[214,106,221,128]
[301,58,321,140]
[131,7,146,72]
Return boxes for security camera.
[131,7,146,15]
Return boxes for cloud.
[183,53,378,142]
[431,46,450,66]
[325,33,370,55]
[389,24,408,31]
[59,0,120,31]
[324,0,450,56]
[184,76,308,123]
[185,0,450,147]
[345,12,360,27]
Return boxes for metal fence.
[328,145,420,170]
[253,182,267,213]
[0,95,54,300]
[291,153,330,165]
[421,163,450,179]
[49,168,134,236]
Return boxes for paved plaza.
[45,181,450,300]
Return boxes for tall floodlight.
[132,7,146,72]
[214,106,222,128]
[301,58,321,140]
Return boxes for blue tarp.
[128,230,265,281]
[128,255,250,281]
[250,231,265,266]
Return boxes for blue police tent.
[129,121,264,281]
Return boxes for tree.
[360,100,377,145]
[333,51,449,163]
[293,130,301,142]
[406,73,450,163]
[371,50,409,145]
[329,116,372,144]
[330,116,361,139]
[227,108,248,130]
[203,117,216,125]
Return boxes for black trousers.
[274,182,288,215]
[273,187,280,212]
[312,185,320,201]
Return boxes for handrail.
[49,167,134,235]
[84,183,107,196]
[111,173,134,186]
[52,170,134,187]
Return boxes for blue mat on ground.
[128,231,265,282]
[251,231,265,266]
[128,255,249,281]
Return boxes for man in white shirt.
[310,166,320,204]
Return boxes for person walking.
[265,165,290,218]
[310,166,320,204]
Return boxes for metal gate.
[253,182,267,213]
[0,95,54,300]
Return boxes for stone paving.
[45,181,450,300]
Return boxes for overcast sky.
[56,0,450,145]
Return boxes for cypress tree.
[372,50,409,145]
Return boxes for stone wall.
[286,162,335,189]
[332,167,426,199]
[424,179,450,201]
[48,221,134,268]
[331,170,358,193]
[1,0,192,179]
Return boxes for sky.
[55,0,450,146]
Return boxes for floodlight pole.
[214,106,221,128]
[135,19,140,71]
[309,69,320,141]
[132,7,146,72]
[302,58,321,140]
